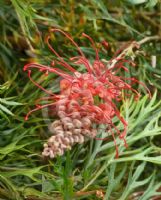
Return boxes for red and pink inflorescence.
[24,29,150,158]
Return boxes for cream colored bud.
[65,131,73,136]
[62,137,70,145]
[73,119,82,128]
[60,143,67,149]
[55,135,63,143]
[42,148,50,156]
[43,143,48,148]
[54,130,64,135]
[78,135,84,144]
[51,120,61,127]
[71,112,81,119]
[52,141,59,148]
[58,111,66,118]
[73,135,79,143]
[57,99,67,106]
[82,117,91,128]
[82,129,90,135]
[48,136,56,143]
[61,117,72,123]
[58,105,66,111]
[57,149,64,156]
[49,150,55,158]
[64,123,74,130]
[69,137,74,144]
[49,120,62,133]
[54,125,63,131]
[73,129,82,135]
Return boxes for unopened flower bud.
[48,136,55,143]
[57,99,67,106]
[56,130,65,135]
[42,148,50,156]
[69,136,74,144]
[58,111,66,118]
[49,150,55,158]
[73,119,82,128]
[52,141,59,148]
[62,137,70,145]
[55,135,63,143]
[78,134,84,143]
[60,143,67,149]
[54,125,63,131]
[49,120,62,133]
[64,123,74,130]
[43,143,48,148]
[61,117,72,123]
[71,112,81,119]
[82,129,91,136]
[82,117,91,128]
[65,131,73,136]
[73,135,79,143]
[73,129,82,134]
[58,105,66,111]
[57,149,64,156]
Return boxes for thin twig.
[138,35,161,45]
[108,35,161,69]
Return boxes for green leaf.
[105,163,127,199]
[0,98,23,106]
[0,103,14,116]
[145,0,158,7]
[92,0,110,16]
[127,0,147,4]
[139,175,161,200]
[0,82,10,93]
[0,109,10,122]
[0,166,44,182]
[22,187,52,199]
[0,174,20,200]
[118,162,150,200]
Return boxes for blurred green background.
[0,0,161,199]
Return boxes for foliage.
[0,0,161,200]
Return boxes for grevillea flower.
[24,28,150,158]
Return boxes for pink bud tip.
[36,104,39,107]
[28,70,31,75]
[51,61,55,66]
[45,71,48,76]
[124,140,128,148]
[25,116,28,121]
[101,40,109,49]
[115,153,119,158]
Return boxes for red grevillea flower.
[23,28,150,158]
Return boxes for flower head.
[24,28,150,158]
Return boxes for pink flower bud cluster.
[42,98,97,158]
[24,29,150,158]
